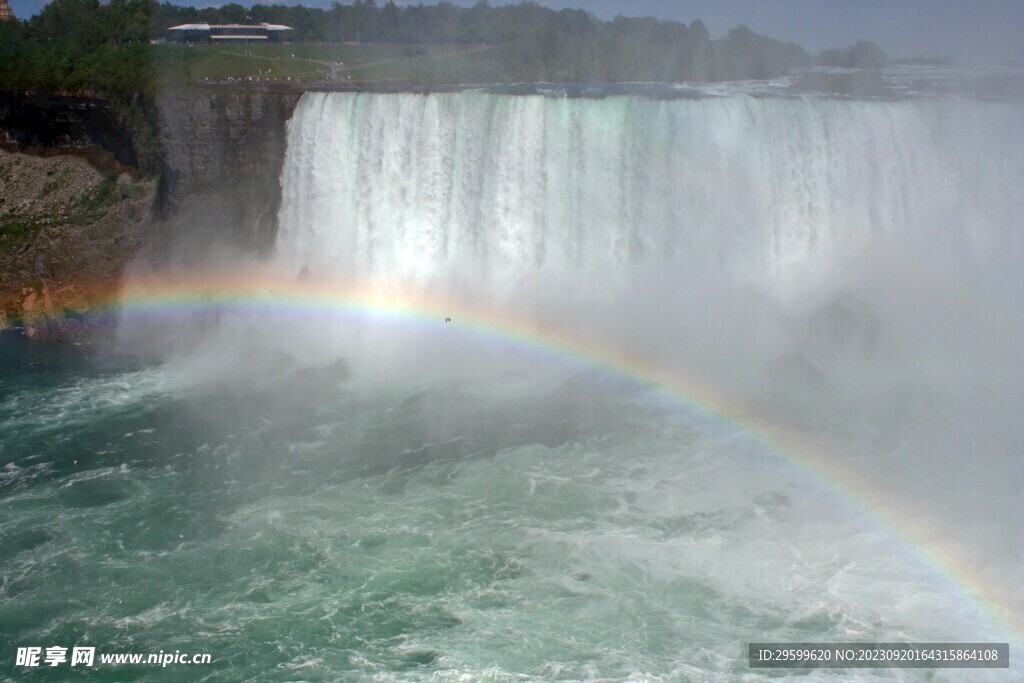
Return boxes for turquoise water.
[1,332,1017,681]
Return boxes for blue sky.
[8,0,1023,64]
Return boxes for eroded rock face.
[0,148,156,339]
[762,294,881,404]
[20,280,62,340]
[802,292,881,360]
[0,93,142,171]
[1,88,304,340]
[766,351,827,388]
[156,89,302,251]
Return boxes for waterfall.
[276,92,1023,314]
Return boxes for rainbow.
[100,270,1022,652]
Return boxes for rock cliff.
[0,92,143,171]
[0,148,155,338]
[155,87,302,250]
[0,86,303,339]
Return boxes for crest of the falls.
[276,92,1023,316]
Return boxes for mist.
[115,91,1024,638]
[132,92,1024,388]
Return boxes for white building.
[166,23,293,43]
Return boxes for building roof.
[166,23,293,32]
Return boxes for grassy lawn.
[336,45,505,83]
[152,42,493,84]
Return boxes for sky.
[8,0,1023,64]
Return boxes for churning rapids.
[3,89,1024,681]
